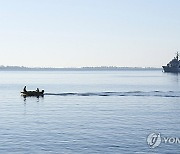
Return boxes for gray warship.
[162,52,180,73]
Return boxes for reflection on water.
[22,95,44,102]
[164,72,180,83]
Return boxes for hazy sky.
[0,0,180,67]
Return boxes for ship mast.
[176,52,179,60]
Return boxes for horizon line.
[0,65,161,69]
[0,65,162,71]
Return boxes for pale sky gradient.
[0,0,180,67]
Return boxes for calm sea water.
[0,70,180,154]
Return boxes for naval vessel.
[162,52,180,73]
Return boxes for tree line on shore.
[0,65,161,71]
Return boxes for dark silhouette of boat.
[162,52,180,73]
[21,90,44,97]
[21,86,44,97]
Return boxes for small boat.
[21,90,44,97]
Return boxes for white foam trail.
[44,91,180,97]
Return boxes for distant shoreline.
[0,66,162,71]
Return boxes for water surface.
[0,70,180,153]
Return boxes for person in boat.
[36,88,39,93]
[23,86,27,92]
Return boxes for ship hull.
[162,66,180,73]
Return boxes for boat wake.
[44,91,180,98]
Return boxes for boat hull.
[162,66,180,73]
[21,91,44,97]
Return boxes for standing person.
[36,88,39,93]
[23,86,27,92]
